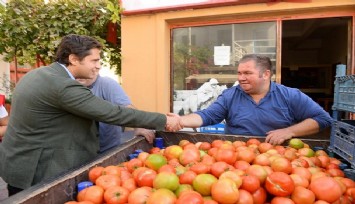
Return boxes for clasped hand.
[165,113,183,132]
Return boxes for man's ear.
[263,70,271,79]
[68,54,79,65]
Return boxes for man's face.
[69,48,101,80]
[237,60,269,94]
[76,67,99,87]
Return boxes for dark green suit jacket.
[0,63,166,189]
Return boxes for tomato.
[297,148,315,157]
[326,168,345,177]
[103,186,129,204]
[210,161,234,178]
[290,173,309,188]
[179,148,201,166]
[317,155,330,168]
[291,186,315,204]
[237,148,256,164]
[245,164,268,184]
[179,170,197,185]
[189,162,210,174]
[145,153,167,171]
[121,178,137,192]
[158,164,176,173]
[258,142,273,153]
[127,186,153,204]
[211,178,239,204]
[77,185,104,204]
[95,174,121,190]
[119,168,132,181]
[219,171,243,188]
[251,187,267,204]
[175,184,194,198]
[291,158,309,168]
[274,145,286,155]
[253,153,270,166]
[214,148,237,165]
[240,175,260,193]
[309,176,343,203]
[137,152,149,162]
[126,158,143,173]
[339,177,355,189]
[164,145,183,160]
[153,172,180,191]
[234,160,251,171]
[233,140,246,148]
[192,173,218,196]
[149,147,161,154]
[236,189,253,204]
[88,166,104,183]
[270,157,292,174]
[270,197,295,204]
[136,168,157,187]
[102,165,121,176]
[199,142,212,151]
[146,188,177,204]
[201,154,216,166]
[246,138,261,146]
[211,140,224,148]
[265,172,295,197]
[291,167,311,182]
[176,190,204,204]
[283,148,298,161]
[179,140,191,148]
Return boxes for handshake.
[165,113,184,132]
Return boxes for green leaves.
[0,0,122,74]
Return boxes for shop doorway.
[281,17,351,115]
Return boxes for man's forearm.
[287,118,320,137]
[181,113,203,128]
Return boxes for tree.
[0,0,122,74]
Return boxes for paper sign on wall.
[214,46,230,66]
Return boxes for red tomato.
[175,184,194,198]
[251,187,267,204]
[179,140,191,148]
[258,142,273,153]
[234,160,251,171]
[149,147,161,154]
[236,189,253,204]
[210,161,234,178]
[274,145,286,155]
[270,157,292,174]
[179,170,197,185]
[291,186,315,204]
[240,175,260,193]
[291,167,311,182]
[126,158,143,173]
[237,148,256,164]
[317,155,330,168]
[232,141,246,148]
[211,178,239,204]
[77,185,104,204]
[189,162,210,174]
[103,186,129,204]
[245,164,268,184]
[176,190,204,204]
[265,172,295,197]
[137,152,149,162]
[219,171,243,188]
[88,166,104,183]
[199,142,211,151]
[158,164,176,173]
[309,176,343,203]
[127,186,153,204]
[179,148,201,166]
[253,153,270,166]
[102,165,121,176]
[121,178,136,192]
[211,140,224,148]
[136,168,157,187]
[95,174,121,190]
[214,148,237,165]
[326,168,345,177]
[290,173,309,188]
[201,154,216,166]
[246,138,261,146]
[146,188,177,204]
[270,197,295,204]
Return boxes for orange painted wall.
[121,0,355,113]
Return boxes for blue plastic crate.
[328,120,355,168]
[332,75,355,112]
[200,123,225,134]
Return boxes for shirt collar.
[57,62,75,80]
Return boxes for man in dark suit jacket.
[0,34,182,195]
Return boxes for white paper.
[214,46,230,66]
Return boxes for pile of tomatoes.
[65,138,355,204]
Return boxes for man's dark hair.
[239,54,272,73]
[55,34,102,66]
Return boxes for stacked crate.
[328,65,355,169]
